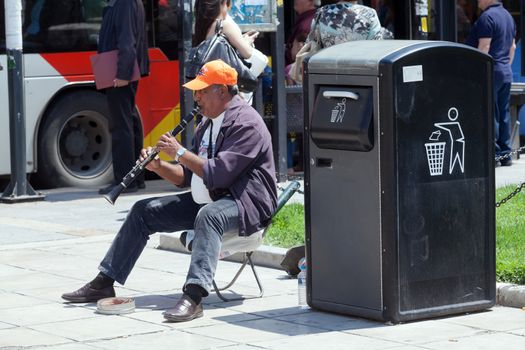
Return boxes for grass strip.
[265,187,525,284]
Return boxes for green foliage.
[496,186,525,284]
[264,203,305,248]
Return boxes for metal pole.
[521,0,525,76]
[1,0,44,203]
[271,3,287,182]
[179,0,195,148]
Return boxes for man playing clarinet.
[61,60,277,323]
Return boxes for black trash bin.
[303,40,495,323]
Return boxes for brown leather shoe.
[163,294,203,322]
[61,283,115,303]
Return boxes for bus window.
[23,0,104,53]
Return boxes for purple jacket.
[182,95,277,236]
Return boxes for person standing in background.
[193,0,266,104]
[285,0,319,66]
[466,0,516,166]
[98,0,150,194]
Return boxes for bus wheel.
[37,91,113,188]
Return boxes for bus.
[1,0,523,189]
[0,0,182,188]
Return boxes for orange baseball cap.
[183,59,238,91]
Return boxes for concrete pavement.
[0,159,524,349]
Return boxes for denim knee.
[127,198,157,238]
[194,205,224,237]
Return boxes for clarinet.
[104,107,200,205]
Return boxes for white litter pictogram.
[425,141,446,176]
[330,98,347,123]
[425,107,466,176]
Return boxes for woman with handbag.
[193,0,256,60]
[193,0,268,102]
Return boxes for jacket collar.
[222,95,245,127]
[213,95,245,155]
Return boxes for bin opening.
[310,86,374,151]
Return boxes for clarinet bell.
[103,183,126,205]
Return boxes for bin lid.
[307,40,481,76]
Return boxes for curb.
[158,232,287,269]
[496,282,525,308]
[158,232,525,309]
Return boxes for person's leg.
[62,192,200,302]
[99,192,200,284]
[106,84,137,183]
[287,133,296,174]
[129,82,146,187]
[185,197,239,295]
[496,82,512,164]
[163,197,239,322]
[132,107,146,187]
[493,80,502,158]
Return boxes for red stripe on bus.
[40,48,179,136]
[40,48,169,82]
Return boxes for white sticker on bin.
[402,65,423,83]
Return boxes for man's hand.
[140,147,161,171]
[113,78,130,87]
[156,132,181,159]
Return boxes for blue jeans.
[99,191,239,295]
[494,80,512,157]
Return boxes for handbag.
[289,40,320,84]
[186,21,258,93]
[289,10,323,84]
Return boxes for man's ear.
[220,85,228,98]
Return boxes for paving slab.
[186,317,327,343]
[89,329,236,349]
[0,291,52,310]
[251,330,408,350]
[423,332,525,350]
[442,306,525,332]
[30,315,169,342]
[346,318,487,346]
[0,169,524,349]
[0,327,71,348]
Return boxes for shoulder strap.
[215,19,224,35]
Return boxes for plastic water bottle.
[297,257,308,309]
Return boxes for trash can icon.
[425,141,446,176]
